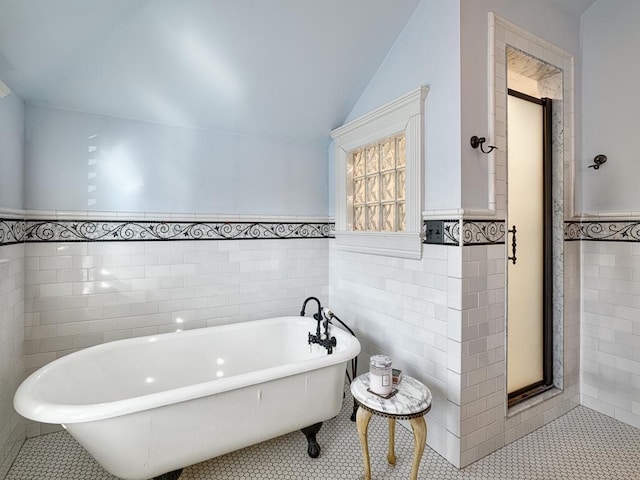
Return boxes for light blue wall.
[24,105,328,216]
[580,0,639,213]
[460,0,580,211]
[327,141,335,217]
[0,92,24,210]
[341,0,462,212]
[332,0,581,214]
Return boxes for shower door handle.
[508,225,517,265]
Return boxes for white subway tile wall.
[458,242,581,467]
[460,244,506,467]
[581,241,640,428]
[0,244,26,478]
[328,242,458,465]
[8,213,635,474]
[24,238,329,436]
[451,12,581,470]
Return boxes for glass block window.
[331,85,427,259]
[351,134,406,232]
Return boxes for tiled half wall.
[0,243,25,479]
[328,218,580,468]
[577,231,640,430]
[1,214,331,439]
[454,219,640,466]
[3,212,640,469]
[328,241,456,463]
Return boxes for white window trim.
[330,86,428,259]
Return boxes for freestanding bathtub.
[14,316,360,480]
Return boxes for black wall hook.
[470,135,498,154]
[588,154,607,170]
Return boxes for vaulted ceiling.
[0,0,421,145]
[0,1,597,147]
[549,0,596,17]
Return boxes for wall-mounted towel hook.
[588,154,607,170]
[470,135,498,154]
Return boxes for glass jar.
[369,354,392,395]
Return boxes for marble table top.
[350,373,432,418]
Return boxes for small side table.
[351,373,432,480]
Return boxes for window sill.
[334,231,423,259]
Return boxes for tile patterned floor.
[6,390,640,480]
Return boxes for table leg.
[408,416,427,480]
[387,417,396,465]
[355,407,373,480]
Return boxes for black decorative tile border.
[425,220,640,245]
[0,219,24,246]
[565,221,640,242]
[444,221,460,245]
[0,219,332,245]
[424,220,506,246]
[462,220,506,246]
[6,217,640,247]
[424,220,459,245]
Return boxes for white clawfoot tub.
[14,316,360,480]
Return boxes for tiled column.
[459,244,506,466]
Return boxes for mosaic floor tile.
[6,389,640,480]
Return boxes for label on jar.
[369,354,393,395]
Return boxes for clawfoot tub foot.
[153,469,183,480]
[301,422,323,458]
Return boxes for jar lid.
[370,354,392,368]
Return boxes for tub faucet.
[300,297,336,354]
[300,296,323,322]
[320,315,337,354]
